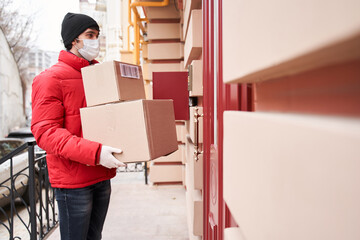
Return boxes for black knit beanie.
[61,12,99,49]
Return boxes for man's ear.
[72,39,79,46]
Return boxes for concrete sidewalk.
[47,171,189,240]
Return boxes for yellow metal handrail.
[128,0,170,65]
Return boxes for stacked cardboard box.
[80,61,178,163]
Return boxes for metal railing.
[0,141,57,240]
[116,162,148,184]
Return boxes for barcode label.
[120,63,140,79]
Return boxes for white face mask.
[76,38,100,61]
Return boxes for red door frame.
[203,0,215,238]
[202,0,214,235]
[203,0,251,239]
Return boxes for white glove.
[99,145,125,169]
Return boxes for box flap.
[143,100,178,159]
[81,62,119,106]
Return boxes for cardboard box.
[81,61,145,107]
[184,10,202,67]
[147,23,180,40]
[142,62,185,81]
[223,111,360,240]
[153,144,185,163]
[149,164,183,183]
[189,60,203,96]
[147,42,184,60]
[153,72,189,120]
[188,106,203,144]
[80,100,178,163]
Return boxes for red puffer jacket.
[31,50,116,188]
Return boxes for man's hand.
[99,145,125,169]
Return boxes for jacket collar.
[58,50,99,71]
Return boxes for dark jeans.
[54,180,111,240]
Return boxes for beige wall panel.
[184,10,202,67]
[185,187,202,240]
[224,227,245,240]
[142,44,148,59]
[147,23,180,40]
[182,164,186,186]
[148,42,184,60]
[189,59,203,96]
[189,106,203,144]
[223,111,360,240]
[154,144,185,163]
[149,164,183,183]
[185,138,203,190]
[183,0,202,40]
[193,153,203,190]
[142,62,185,81]
[223,0,360,84]
[120,50,133,64]
[144,80,153,100]
[144,1,180,19]
[193,200,203,236]
[176,121,187,143]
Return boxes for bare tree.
[0,0,36,114]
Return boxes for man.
[31,12,124,240]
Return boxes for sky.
[16,0,95,52]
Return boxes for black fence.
[0,141,57,240]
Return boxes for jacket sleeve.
[31,74,101,166]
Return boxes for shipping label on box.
[81,61,146,107]
[80,100,178,163]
